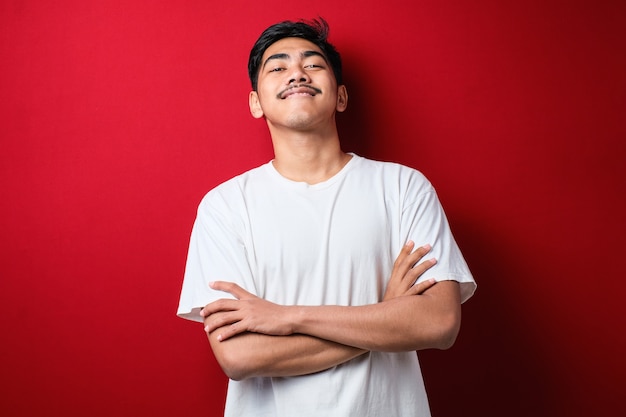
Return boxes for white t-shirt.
[178,154,476,416]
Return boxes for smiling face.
[249,37,347,132]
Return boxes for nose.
[288,67,310,85]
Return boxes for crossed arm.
[200,242,462,381]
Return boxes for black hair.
[247,18,343,91]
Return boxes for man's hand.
[383,241,437,301]
[201,282,295,342]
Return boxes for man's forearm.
[291,282,461,352]
[208,281,461,353]
[208,330,366,381]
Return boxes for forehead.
[262,37,325,61]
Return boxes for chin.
[284,114,317,130]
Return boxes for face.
[249,37,347,132]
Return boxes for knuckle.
[400,257,413,268]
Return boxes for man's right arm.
[207,331,365,381]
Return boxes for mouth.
[278,85,322,99]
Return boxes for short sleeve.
[177,187,256,322]
[401,175,476,303]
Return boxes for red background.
[1,1,624,416]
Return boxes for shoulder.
[197,163,271,215]
[352,155,434,195]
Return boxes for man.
[178,18,476,416]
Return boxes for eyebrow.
[262,50,328,70]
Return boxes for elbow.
[215,347,252,381]
[224,367,248,382]
[209,335,254,381]
[436,323,459,350]
[431,309,461,350]
[219,360,245,381]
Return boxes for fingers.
[408,243,433,268]
[200,298,237,319]
[213,322,243,342]
[385,241,438,300]
[409,257,437,279]
[399,257,437,292]
[395,243,436,280]
[407,278,437,296]
[209,281,252,299]
[393,242,432,275]
[203,310,232,333]
[201,281,257,318]
[203,310,243,338]
[392,241,416,271]
[200,282,262,341]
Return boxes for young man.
[178,18,476,416]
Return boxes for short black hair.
[247,18,343,91]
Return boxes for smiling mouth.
[277,85,322,99]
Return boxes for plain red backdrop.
[1,1,624,416]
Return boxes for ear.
[336,85,348,113]
[249,91,264,119]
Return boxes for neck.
[269,126,351,184]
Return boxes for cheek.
[256,93,274,112]
[257,83,279,103]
